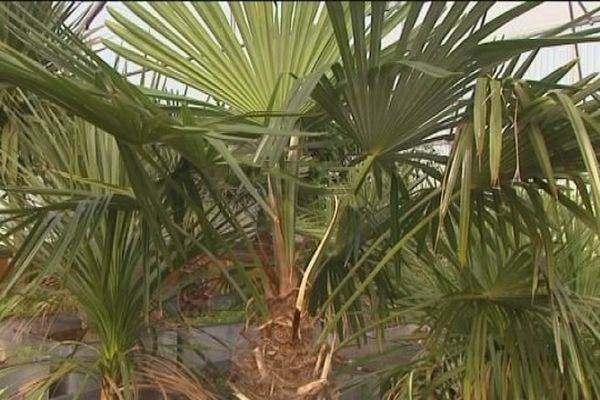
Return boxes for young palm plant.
[1,2,600,399]
[0,89,221,399]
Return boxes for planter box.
[141,327,178,361]
[50,388,167,400]
[48,349,98,399]
[0,358,50,400]
[50,322,242,399]
[0,313,419,400]
[0,314,84,344]
[50,373,97,398]
[0,314,84,400]
[0,336,52,400]
[50,389,99,400]
[336,324,421,400]
[178,322,243,371]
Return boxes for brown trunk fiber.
[230,294,338,400]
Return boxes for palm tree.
[377,197,600,399]
[1,2,600,399]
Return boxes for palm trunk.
[230,200,341,399]
[230,293,336,400]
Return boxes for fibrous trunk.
[230,294,337,400]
